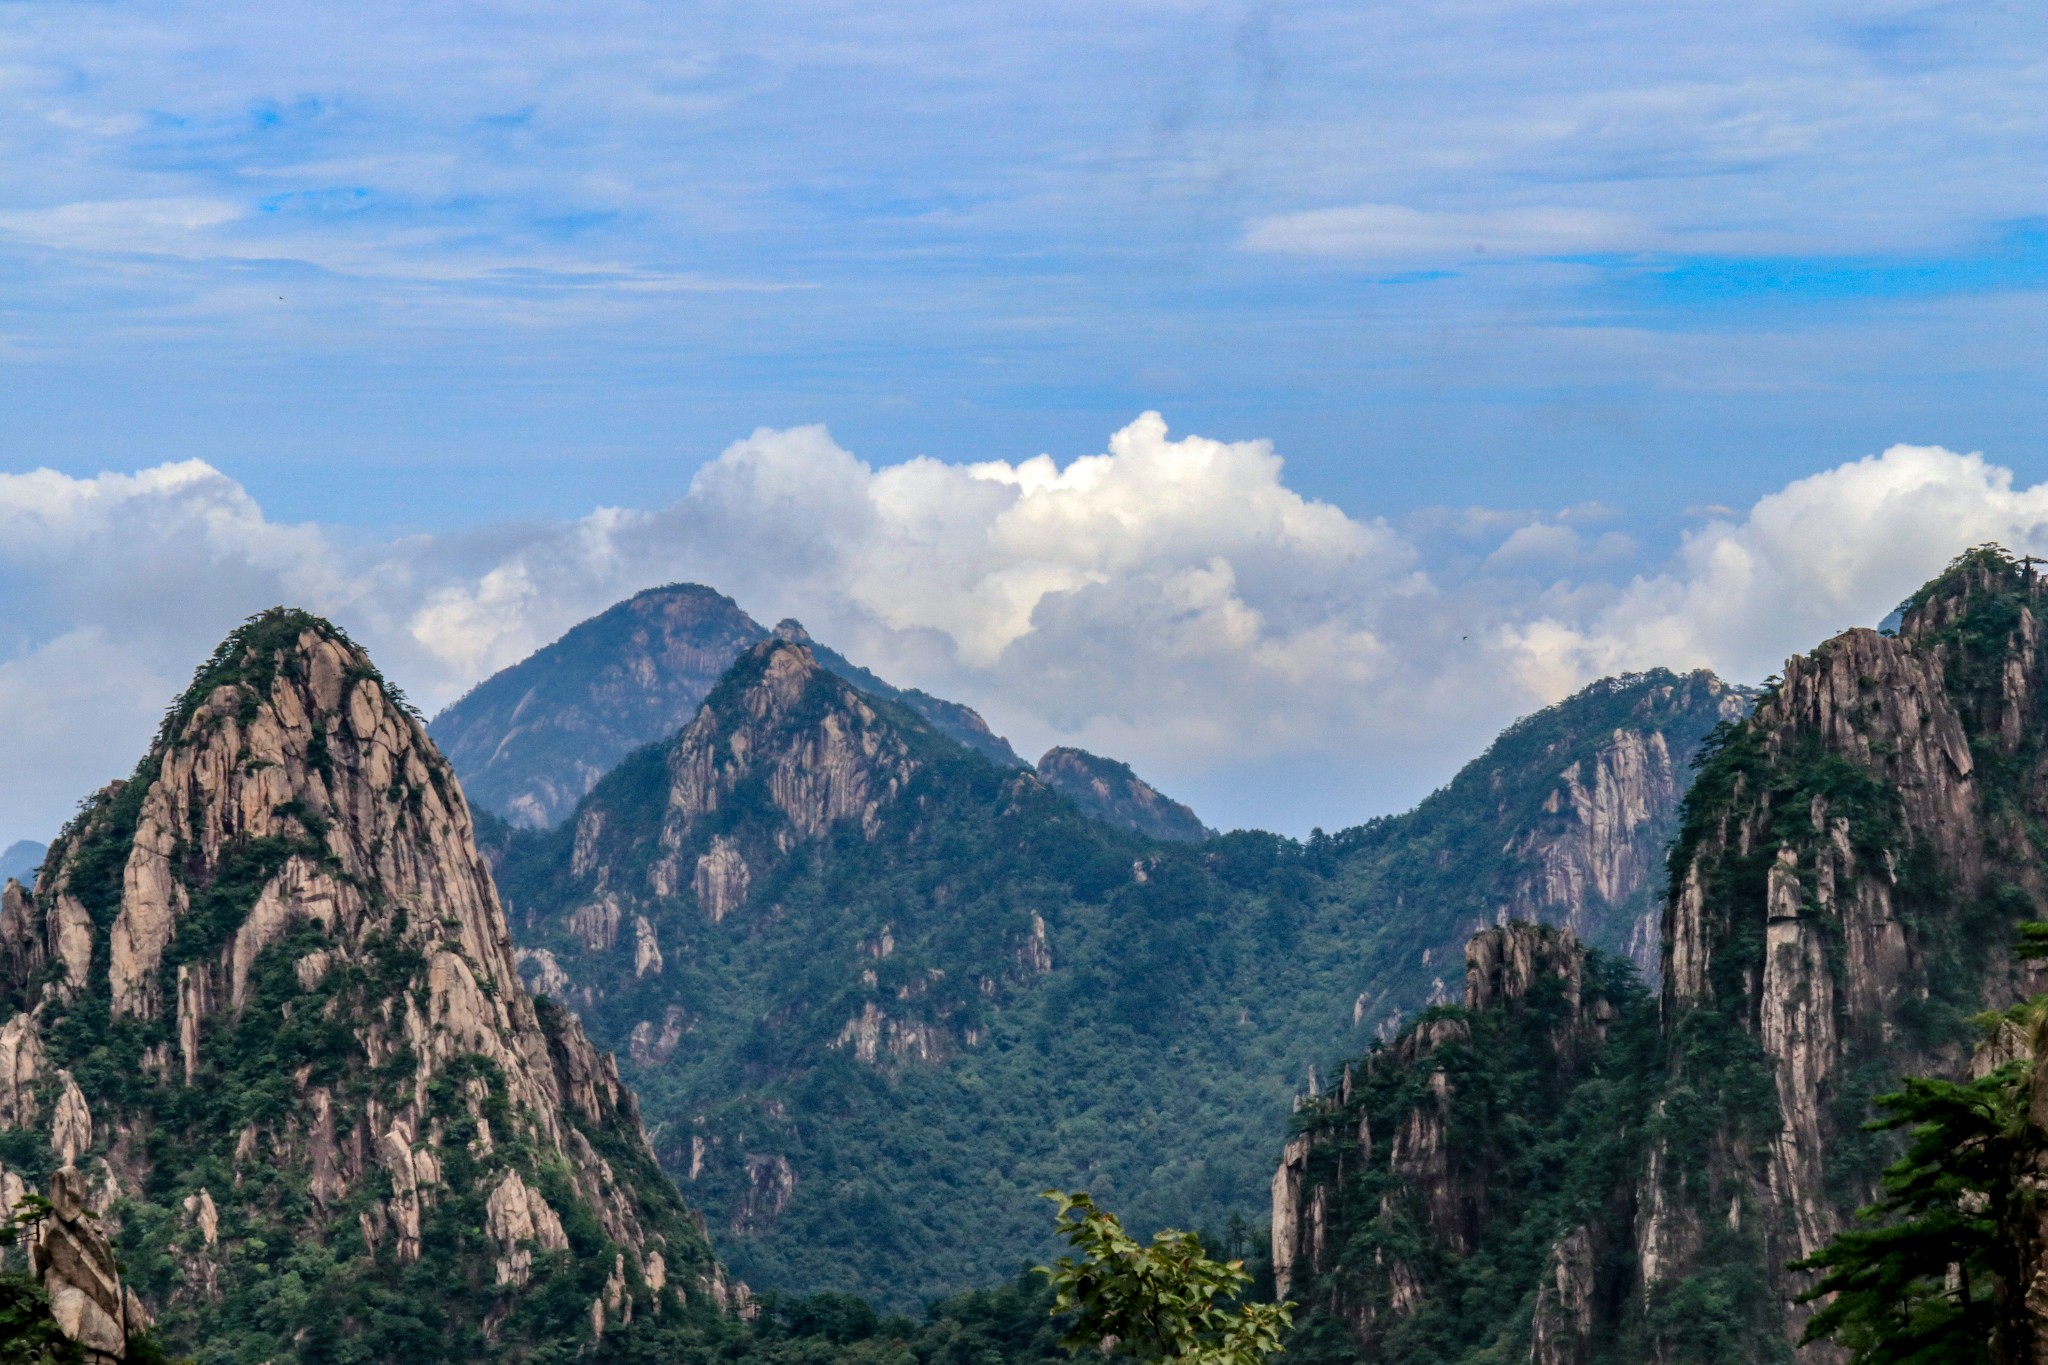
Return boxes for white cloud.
[1485,522,1638,571]
[3,421,2044,844]
[1242,203,1647,263]
[1499,444,2048,692]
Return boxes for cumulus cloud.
[1500,445,2048,692]
[3,419,2043,844]
[1485,522,1638,571]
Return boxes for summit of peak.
[1893,543,2048,642]
[772,618,814,644]
[163,607,409,746]
[1036,746,1210,842]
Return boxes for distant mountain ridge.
[430,584,769,829]
[1036,746,1211,842]
[431,585,1026,830]
[0,839,43,887]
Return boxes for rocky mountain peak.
[768,620,1024,770]
[646,638,920,909]
[431,588,1026,835]
[1462,921,1582,1013]
[0,608,717,1359]
[1035,747,1211,842]
[431,583,769,829]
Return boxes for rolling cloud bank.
[4,416,2041,842]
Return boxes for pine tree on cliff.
[1794,923,2048,1365]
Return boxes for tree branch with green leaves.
[1037,1192,1292,1365]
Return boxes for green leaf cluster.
[1791,1059,2024,1363]
[1038,1192,1289,1365]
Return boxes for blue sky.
[5,0,2044,530]
[2,0,2047,842]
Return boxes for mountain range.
[0,841,44,888]
[452,608,1740,1305]
[26,550,2045,1362]
[428,586,1028,831]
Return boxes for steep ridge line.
[431,584,1029,832]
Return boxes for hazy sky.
[3,0,2046,843]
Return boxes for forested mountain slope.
[493,636,1742,1308]
[1273,547,2048,1364]
[1273,923,1651,1365]
[0,612,724,1363]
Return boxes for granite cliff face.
[1493,672,1750,977]
[767,620,1025,771]
[1272,924,1637,1364]
[0,610,718,1361]
[1323,669,1747,1031]
[5,1165,152,1363]
[1635,549,2048,1359]
[576,637,930,931]
[1035,747,1211,842]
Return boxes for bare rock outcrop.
[691,837,749,922]
[28,1166,149,1363]
[0,878,44,1001]
[1035,747,1211,842]
[1529,1226,1597,1365]
[484,1168,570,1285]
[656,642,918,850]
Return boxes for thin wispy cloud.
[1242,204,1647,263]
